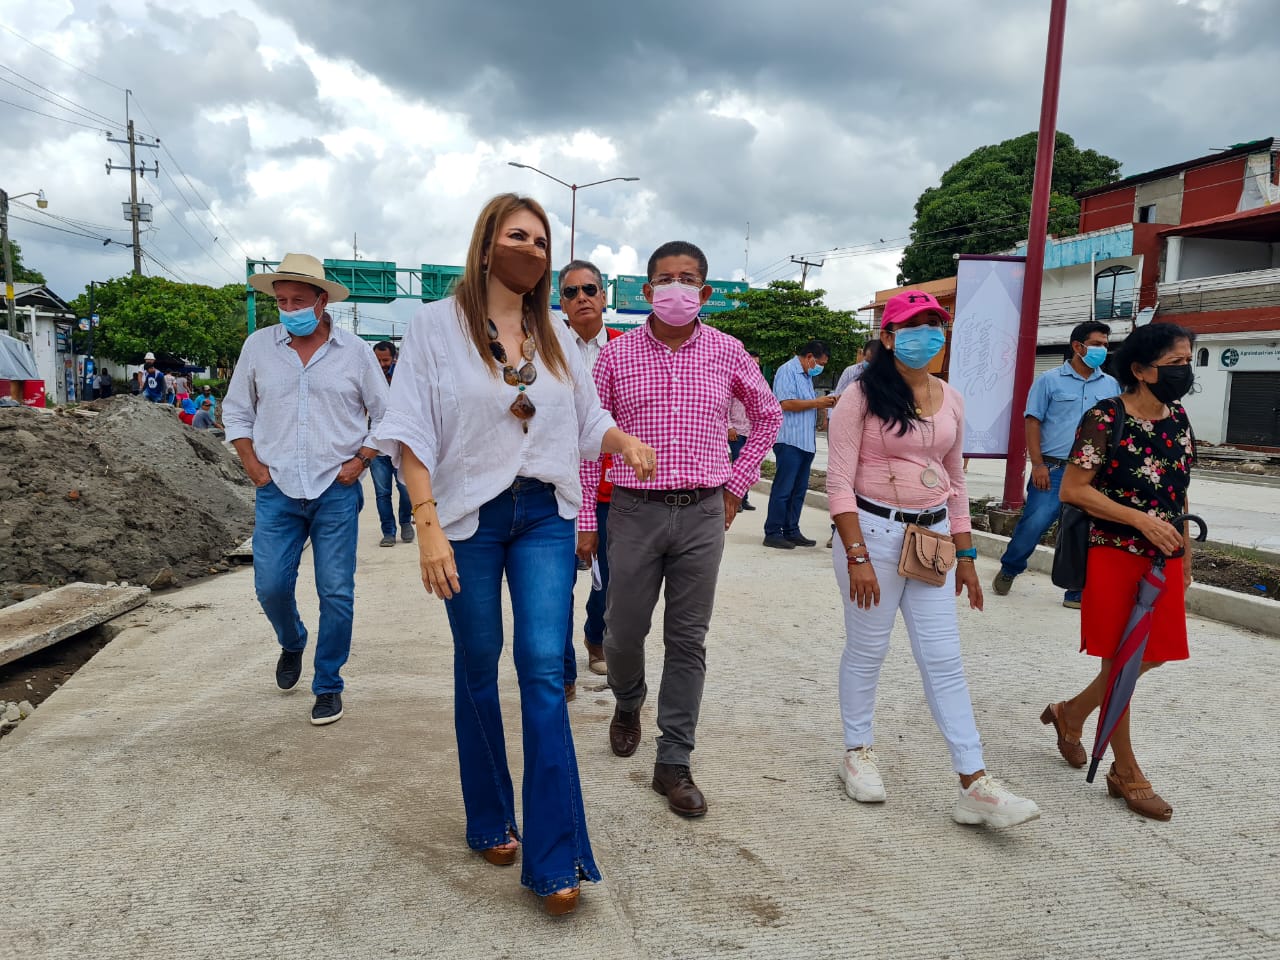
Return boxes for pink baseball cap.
[880,291,951,330]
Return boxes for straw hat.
[248,253,350,302]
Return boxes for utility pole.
[791,256,825,289]
[1,190,13,335]
[351,232,359,338]
[106,91,158,277]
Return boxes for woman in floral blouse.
[1041,322,1196,821]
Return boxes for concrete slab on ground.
[1,486,1276,959]
[0,582,149,668]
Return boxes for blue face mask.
[891,325,946,369]
[279,304,320,336]
[808,363,825,378]
[1081,345,1107,370]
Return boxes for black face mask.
[1147,364,1194,404]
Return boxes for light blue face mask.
[891,325,946,369]
[1081,345,1107,369]
[808,363,825,378]
[279,304,320,336]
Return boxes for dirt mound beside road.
[0,397,254,604]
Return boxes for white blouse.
[376,297,616,540]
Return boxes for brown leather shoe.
[652,762,707,817]
[585,642,607,675]
[1040,702,1087,768]
[564,682,576,702]
[608,706,642,757]
[1106,763,1173,821]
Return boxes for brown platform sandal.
[543,887,580,916]
[1105,763,1173,821]
[479,832,519,866]
[1040,702,1087,768]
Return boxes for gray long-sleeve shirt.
[223,321,389,500]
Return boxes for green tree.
[707,280,869,376]
[6,240,46,284]
[897,131,1121,284]
[67,275,250,367]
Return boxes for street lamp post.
[1,188,49,334]
[507,162,638,260]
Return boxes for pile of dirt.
[0,397,254,605]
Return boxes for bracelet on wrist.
[843,541,866,555]
[847,554,870,566]
[955,547,977,560]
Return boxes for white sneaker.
[953,774,1041,828]
[838,747,887,803]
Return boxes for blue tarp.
[0,333,39,380]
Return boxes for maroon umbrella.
[1087,514,1207,783]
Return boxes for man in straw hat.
[223,253,389,726]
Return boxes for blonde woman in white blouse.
[378,194,653,917]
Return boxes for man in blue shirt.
[142,362,166,403]
[992,320,1120,608]
[764,339,837,549]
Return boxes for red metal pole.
[1002,0,1069,509]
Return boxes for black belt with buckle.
[856,495,946,526]
[616,486,721,507]
[1041,456,1069,468]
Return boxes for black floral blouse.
[1068,399,1195,558]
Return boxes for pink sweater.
[826,381,972,534]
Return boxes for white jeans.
[832,501,985,774]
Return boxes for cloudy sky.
[0,0,1271,334]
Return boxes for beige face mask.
[489,242,546,295]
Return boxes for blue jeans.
[564,500,610,682]
[728,435,751,506]
[370,454,411,537]
[253,479,363,694]
[765,442,815,538]
[443,478,600,896]
[998,465,1081,602]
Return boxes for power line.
[0,69,119,127]
[0,94,108,130]
[0,22,126,91]
[131,94,255,263]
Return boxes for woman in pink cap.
[826,290,1041,828]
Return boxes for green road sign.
[612,276,747,314]
[323,259,397,303]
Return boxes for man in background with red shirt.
[563,260,622,697]
[584,240,782,818]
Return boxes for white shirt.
[376,297,615,540]
[223,321,389,500]
[569,322,609,372]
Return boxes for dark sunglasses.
[561,283,599,301]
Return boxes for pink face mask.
[650,282,702,327]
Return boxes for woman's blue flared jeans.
[443,479,600,896]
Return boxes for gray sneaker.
[992,571,1015,596]
[379,535,396,547]
[400,523,415,543]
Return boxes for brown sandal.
[1105,763,1173,821]
[1040,702,1087,768]
[479,831,519,866]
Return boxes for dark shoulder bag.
[1050,398,1126,591]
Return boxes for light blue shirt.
[773,355,818,454]
[1025,361,1120,460]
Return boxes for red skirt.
[1081,546,1188,662]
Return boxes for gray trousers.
[603,487,726,766]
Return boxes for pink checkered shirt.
[579,320,782,531]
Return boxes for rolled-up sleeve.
[376,307,440,473]
[726,350,782,499]
[221,339,258,444]
[827,387,865,518]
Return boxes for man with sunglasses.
[561,260,623,690]
[584,240,782,819]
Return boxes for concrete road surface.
[1,483,1276,960]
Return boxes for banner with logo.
[949,255,1026,457]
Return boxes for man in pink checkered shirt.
[580,240,782,818]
